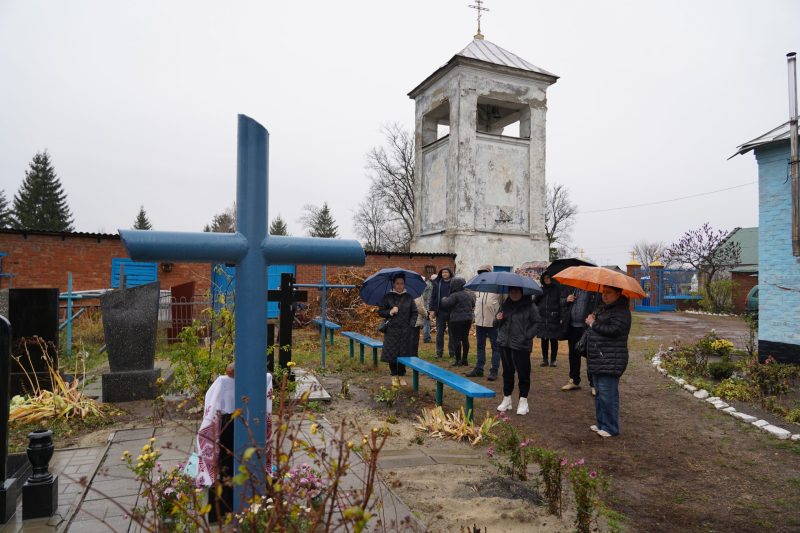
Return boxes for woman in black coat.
[494,287,541,416]
[535,274,568,367]
[584,286,631,437]
[378,274,418,387]
[439,277,475,367]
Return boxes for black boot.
[465,367,483,377]
[487,369,498,381]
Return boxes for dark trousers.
[475,326,499,372]
[208,413,234,523]
[567,325,593,387]
[540,338,558,362]
[389,361,406,376]
[449,320,471,364]
[435,315,454,357]
[500,347,531,398]
[411,326,421,357]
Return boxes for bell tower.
[408,37,558,275]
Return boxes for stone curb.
[650,352,799,442]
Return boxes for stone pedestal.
[22,475,57,520]
[0,479,17,524]
[101,282,160,402]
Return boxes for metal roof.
[731,121,793,157]
[456,39,557,77]
[721,226,758,267]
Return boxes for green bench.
[340,331,383,367]
[396,356,496,422]
[311,317,341,345]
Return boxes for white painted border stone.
[649,349,798,442]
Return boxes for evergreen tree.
[0,190,12,229]
[301,202,338,238]
[133,205,153,230]
[204,205,236,233]
[269,215,288,235]
[12,151,74,231]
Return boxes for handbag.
[183,448,200,479]
[575,330,589,355]
[377,319,390,333]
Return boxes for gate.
[211,264,296,319]
[632,268,699,312]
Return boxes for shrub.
[165,324,232,404]
[708,361,736,381]
[567,459,609,533]
[530,448,565,517]
[488,418,531,481]
[747,355,800,397]
[699,280,734,314]
[713,378,756,402]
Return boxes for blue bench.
[340,331,383,367]
[396,356,496,422]
[311,317,341,345]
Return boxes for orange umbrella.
[553,265,646,299]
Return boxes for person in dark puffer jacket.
[534,274,568,367]
[493,287,541,416]
[584,286,631,438]
[439,277,475,367]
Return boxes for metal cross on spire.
[468,0,489,40]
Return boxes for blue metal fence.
[210,263,296,319]
[633,268,699,312]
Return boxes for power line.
[577,181,756,214]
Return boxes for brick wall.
[0,230,455,301]
[731,271,758,314]
[0,230,210,294]
[755,140,800,363]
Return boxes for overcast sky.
[1,0,798,268]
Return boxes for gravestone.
[167,281,196,342]
[101,282,161,402]
[0,289,59,397]
[0,316,18,523]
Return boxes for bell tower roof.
[409,39,558,98]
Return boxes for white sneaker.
[590,425,599,432]
[561,379,581,391]
[497,396,513,412]
[516,397,529,415]
[597,429,612,438]
[591,387,597,397]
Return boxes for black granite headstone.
[101,282,161,402]
[0,289,59,397]
[0,316,18,524]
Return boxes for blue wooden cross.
[119,115,365,507]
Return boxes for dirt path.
[454,312,800,532]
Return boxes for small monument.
[0,289,59,396]
[101,281,161,402]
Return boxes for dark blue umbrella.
[465,271,543,296]
[359,268,426,305]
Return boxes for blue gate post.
[119,115,365,510]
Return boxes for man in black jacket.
[429,267,454,359]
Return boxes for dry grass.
[414,406,499,445]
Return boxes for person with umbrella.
[429,267,455,360]
[553,266,642,437]
[439,276,475,367]
[376,272,418,387]
[465,265,503,381]
[534,273,568,367]
[493,287,542,416]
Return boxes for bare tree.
[663,223,741,287]
[204,204,236,233]
[632,240,668,270]
[544,183,578,260]
[352,186,388,251]
[365,124,415,251]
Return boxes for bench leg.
[328,329,334,345]
[465,397,474,423]
[359,344,365,364]
[372,347,379,367]
[349,339,354,359]
[436,382,443,406]
[412,370,419,391]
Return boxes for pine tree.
[133,205,153,230]
[301,202,338,238]
[12,151,74,231]
[269,215,288,235]
[0,190,13,229]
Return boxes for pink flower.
[589,470,598,479]
[560,458,568,467]
[519,439,530,449]
[574,458,585,466]
[486,446,495,459]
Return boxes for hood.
[438,267,454,280]
[477,264,492,273]
[450,277,466,292]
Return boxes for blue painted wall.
[210,264,296,319]
[755,140,800,363]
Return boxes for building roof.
[722,226,758,267]
[455,39,557,77]
[409,38,557,98]
[731,121,794,157]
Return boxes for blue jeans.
[422,317,432,342]
[475,326,499,372]
[594,374,620,436]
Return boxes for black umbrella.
[543,258,596,278]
